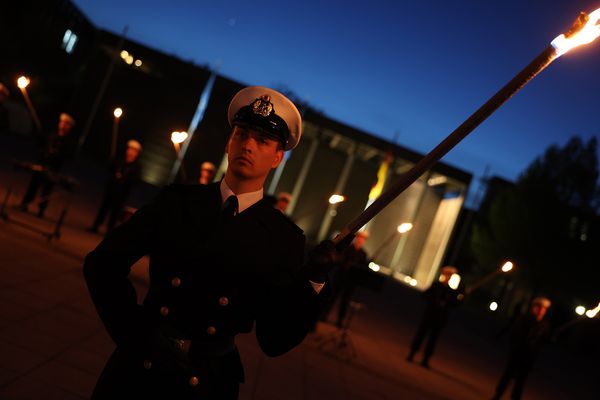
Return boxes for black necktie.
[222,195,238,220]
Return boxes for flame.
[448,273,461,290]
[113,107,123,118]
[171,131,188,144]
[585,302,600,318]
[501,261,514,272]
[17,76,30,89]
[328,194,345,205]
[397,222,413,233]
[551,9,600,57]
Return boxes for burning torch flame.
[551,9,600,57]
[17,76,30,89]
[171,131,188,144]
[501,261,514,272]
[585,302,600,318]
[328,194,346,205]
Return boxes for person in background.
[88,139,142,234]
[274,191,292,214]
[20,112,75,217]
[198,161,216,185]
[406,265,461,368]
[320,230,370,329]
[492,297,552,400]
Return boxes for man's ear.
[271,149,284,169]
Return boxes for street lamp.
[371,222,413,261]
[17,75,41,131]
[110,107,123,160]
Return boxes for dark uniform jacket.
[104,158,140,201]
[84,182,327,396]
[422,281,459,326]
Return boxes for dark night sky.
[72,0,600,202]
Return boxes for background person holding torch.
[492,297,552,400]
[20,112,76,218]
[406,265,463,369]
[88,139,142,234]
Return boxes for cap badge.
[252,95,273,117]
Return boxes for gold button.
[219,296,229,306]
[171,277,181,287]
[143,360,152,369]
[206,326,216,335]
[189,376,199,386]
[160,306,169,316]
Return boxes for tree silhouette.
[471,136,599,302]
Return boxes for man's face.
[226,125,283,182]
[58,119,73,136]
[531,304,548,321]
[275,197,290,213]
[199,166,216,184]
[353,235,367,249]
[125,146,141,163]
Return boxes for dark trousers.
[409,316,445,362]
[92,347,240,400]
[336,285,356,327]
[92,188,126,232]
[494,352,533,400]
[21,171,54,216]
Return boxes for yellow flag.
[368,152,393,200]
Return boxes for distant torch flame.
[501,261,514,272]
[171,131,188,144]
[585,302,600,318]
[551,9,600,57]
[328,194,346,205]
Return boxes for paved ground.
[0,132,598,399]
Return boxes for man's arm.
[83,188,168,348]
[255,237,331,357]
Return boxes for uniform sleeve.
[83,187,170,349]
[255,234,330,357]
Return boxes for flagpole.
[168,68,218,183]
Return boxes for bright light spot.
[403,276,412,283]
[134,59,142,67]
[171,131,188,144]
[61,29,78,54]
[409,278,417,287]
[125,55,134,65]
[489,301,498,311]
[551,8,600,57]
[448,273,461,290]
[368,262,380,272]
[328,194,345,205]
[501,261,513,272]
[575,306,586,316]
[113,108,123,118]
[397,222,413,233]
[585,302,600,318]
[120,50,129,59]
[17,76,30,89]
[427,176,447,186]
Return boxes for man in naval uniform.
[84,86,332,399]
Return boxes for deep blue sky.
[72,0,600,202]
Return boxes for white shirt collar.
[220,179,263,214]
